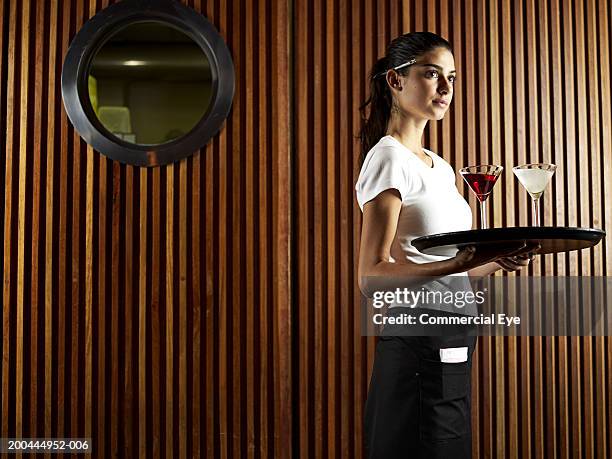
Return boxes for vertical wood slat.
[15,0,28,451]
[2,0,16,441]
[596,4,612,459]
[217,14,229,459]
[97,152,107,459]
[110,161,119,457]
[165,164,174,459]
[43,1,57,455]
[191,155,201,459]
[243,0,255,455]
[477,2,494,453]
[138,167,147,459]
[84,0,96,450]
[500,2,520,456]
[70,0,83,451]
[214,0,230,455]
[232,0,243,455]
[351,2,365,458]
[29,0,44,440]
[550,4,570,459]
[313,0,324,456]
[272,0,292,452]
[338,0,351,457]
[186,0,202,448]
[295,0,311,454]
[150,166,161,458]
[325,0,337,457]
[85,142,94,446]
[539,3,556,457]
[124,163,134,457]
[178,161,187,459]
[204,70,215,459]
[257,0,270,452]
[0,12,4,424]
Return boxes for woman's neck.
[385,114,428,156]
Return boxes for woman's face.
[388,47,456,121]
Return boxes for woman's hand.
[454,242,540,273]
[496,253,536,272]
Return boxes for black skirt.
[364,322,477,459]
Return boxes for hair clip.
[374,58,417,79]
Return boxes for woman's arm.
[468,262,501,277]
[357,190,533,297]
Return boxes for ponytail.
[358,58,393,165]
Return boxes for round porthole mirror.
[62,0,234,166]
[88,21,214,146]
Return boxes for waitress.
[355,32,534,458]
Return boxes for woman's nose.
[438,79,451,95]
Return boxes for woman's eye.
[426,70,456,84]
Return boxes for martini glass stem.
[532,197,541,226]
[480,200,488,229]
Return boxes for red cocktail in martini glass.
[460,165,503,229]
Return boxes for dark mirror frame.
[61,0,235,167]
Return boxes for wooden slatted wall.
[2,0,612,458]
[294,0,611,458]
[0,0,291,458]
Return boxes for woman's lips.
[433,99,448,107]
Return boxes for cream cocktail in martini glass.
[513,163,557,226]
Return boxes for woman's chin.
[425,105,449,121]
[429,111,447,121]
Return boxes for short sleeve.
[355,147,410,211]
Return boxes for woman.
[355,32,535,458]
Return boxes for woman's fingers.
[456,242,540,271]
[497,260,519,272]
[497,243,540,271]
[504,242,540,258]
[511,242,541,258]
[496,258,520,271]
[455,245,476,262]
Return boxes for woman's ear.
[386,71,403,92]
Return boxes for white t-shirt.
[356,135,473,265]
[356,136,478,314]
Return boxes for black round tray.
[412,227,605,257]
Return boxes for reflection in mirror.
[88,21,213,146]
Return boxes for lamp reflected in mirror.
[87,21,213,146]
